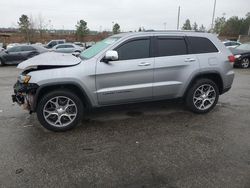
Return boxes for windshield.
[80,37,120,59]
[236,43,250,51]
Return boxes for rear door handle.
[185,58,196,62]
[138,62,151,66]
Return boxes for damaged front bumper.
[12,81,39,113]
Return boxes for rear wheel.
[186,79,219,114]
[240,58,250,69]
[37,90,84,132]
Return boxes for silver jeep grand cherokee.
[12,31,235,131]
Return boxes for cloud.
[0,0,249,31]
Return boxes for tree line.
[213,12,250,36]
[17,12,250,43]
[17,14,121,42]
[182,12,250,36]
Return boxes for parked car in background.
[223,41,241,48]
[74,42,85,48]
[44,39,66,49]
[51,43,84,53]
[12,31,234,131]
[6,43,20,50]
[0,45,48,66]
[85,41,95,49]
[230,42,250,68]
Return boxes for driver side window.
[115,39,150,61]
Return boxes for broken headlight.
[18,74,31,84]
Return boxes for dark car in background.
[230,43,250,68]
[0,45,48,66]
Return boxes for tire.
[0,59,5,66]
[240,58,250,69]
[37,90,84,132]
[185,79,219,114]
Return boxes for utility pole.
[211,0,217,32]
[248,25,250,36]
[163,22,167,31]
[112,21,114,33]
[177,6,180,30]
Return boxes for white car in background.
[51,43,85,53]
[223,41,241,49]
[6,43,20,50]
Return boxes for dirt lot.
[0,66,250,188]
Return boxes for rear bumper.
[12,81,39,112]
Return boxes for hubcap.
[193,84,216,110]
[241,58,249,68]
[43,96,77,127]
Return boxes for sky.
[0,0,249,31]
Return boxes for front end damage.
[12,81,39,113]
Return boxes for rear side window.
[8,46,21,52]
[21,46,35,51]
[157,38,187,57]
[188,37,218,54]
[64,45,74,48]
[116,39,150,61]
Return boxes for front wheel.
[0,59,5,66]
[185,79,219,114]
[37,90,84,132]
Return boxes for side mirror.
[104,50,118,61]
[5,50,9,54]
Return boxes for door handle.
[138,62,151,66]
[185,58,196,62]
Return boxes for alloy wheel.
[43,96,78,127]
[241,58,250,68]
[193,84,216,111]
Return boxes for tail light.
[228,55,235,63]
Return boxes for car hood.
[230,48,250,55]
[17,52,81,70]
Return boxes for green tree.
[241,12,250,35]
[182,19,192,30]
[192,22,198,31]
[220,16,243,36]
[113,23,120,34]
[198,24,206,32]
[138,27,142,32]
[213,16,226,34]
[18,14,31,42]
[76,20,89,41]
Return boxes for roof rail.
[144,30,202,32]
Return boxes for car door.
[20,46,37,61]
[63,45,75,53]
[153,36,199,99]
[96,37,154,105]
[4,46,22,63]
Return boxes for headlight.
[19,75,31,84]
[234,54,241,59]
